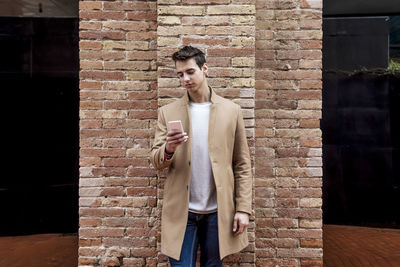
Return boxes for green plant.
[388,58,400,73]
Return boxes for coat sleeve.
[150,107,174,170]
[232,105,253,215]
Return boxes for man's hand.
[165,130,188,154]
[232,211,249,236]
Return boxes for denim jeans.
[168,211,222,267]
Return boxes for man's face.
[175,58,208,94]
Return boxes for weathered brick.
[158,6,206,16]
[207,5,255,15]
[104,61,150,71]
[158,16,181,25]
[103,21,149,31]
[158,26,206,36]
[182,37,230,46]
[208,26,255,36]
[182,16,230,25]
[158,37,180,47]
[232,36,255,47]
[232,15,256,25]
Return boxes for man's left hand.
[232,211,249,236]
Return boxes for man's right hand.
[165,131,188,154]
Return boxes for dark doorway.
[322,3,400,228]
[0,16,79,235]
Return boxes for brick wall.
[79,0,322,266]
[79,1,158,266]
[254,0,323,266]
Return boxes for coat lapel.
[180,92,192,162]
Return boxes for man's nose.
[183,73,190,81]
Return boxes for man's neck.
[188,84,211,103]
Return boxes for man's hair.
[172,46,206,69]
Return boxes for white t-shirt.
[188,101,217,214]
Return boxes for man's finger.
[233,222,242,236]
[238,223,245,234]
[167,131,187,136]
[168,136,188,144]
[233,217,238,232]
[167,134,184,141]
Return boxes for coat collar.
[181,86,221,106]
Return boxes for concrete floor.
[0,225,399,266]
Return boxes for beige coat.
[150,88,252,260]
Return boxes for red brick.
[300,138,322,147]
[79,11,125,21]
[127,11,157,21]
[126,51,157,60]
[131,248,157,257]
[79,238,102,247]
[277,229,322,239]
[80,71,125,81]
[300,258,323,267]
[79,41,102,50]
[300,239,323,248]
[276,188,322,198]
[103,2,151,11]
[126,187,157,196]
[79,31,125,40]
[103,237,149,248]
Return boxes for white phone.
[168,120,184,133]
[168,120,188,142]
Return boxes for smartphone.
[168,120,184,133]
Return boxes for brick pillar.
[156,0,256,265]
[254,0,323,266]
[79,1,158,266]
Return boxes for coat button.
[186,185,189,190]
[188,161,191,166]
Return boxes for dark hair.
[172,46,206,69]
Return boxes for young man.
[151,46,252,267]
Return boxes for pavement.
[0,225,399,267]
[0,233,78,267]
[324,224,400,267]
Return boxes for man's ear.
[202,63,208,75]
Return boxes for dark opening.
[322,6,400,228]
[0,16,79,235]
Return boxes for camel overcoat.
[150,88,252,260]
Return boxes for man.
[151,46,252,267]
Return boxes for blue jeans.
[169,211,222,267]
